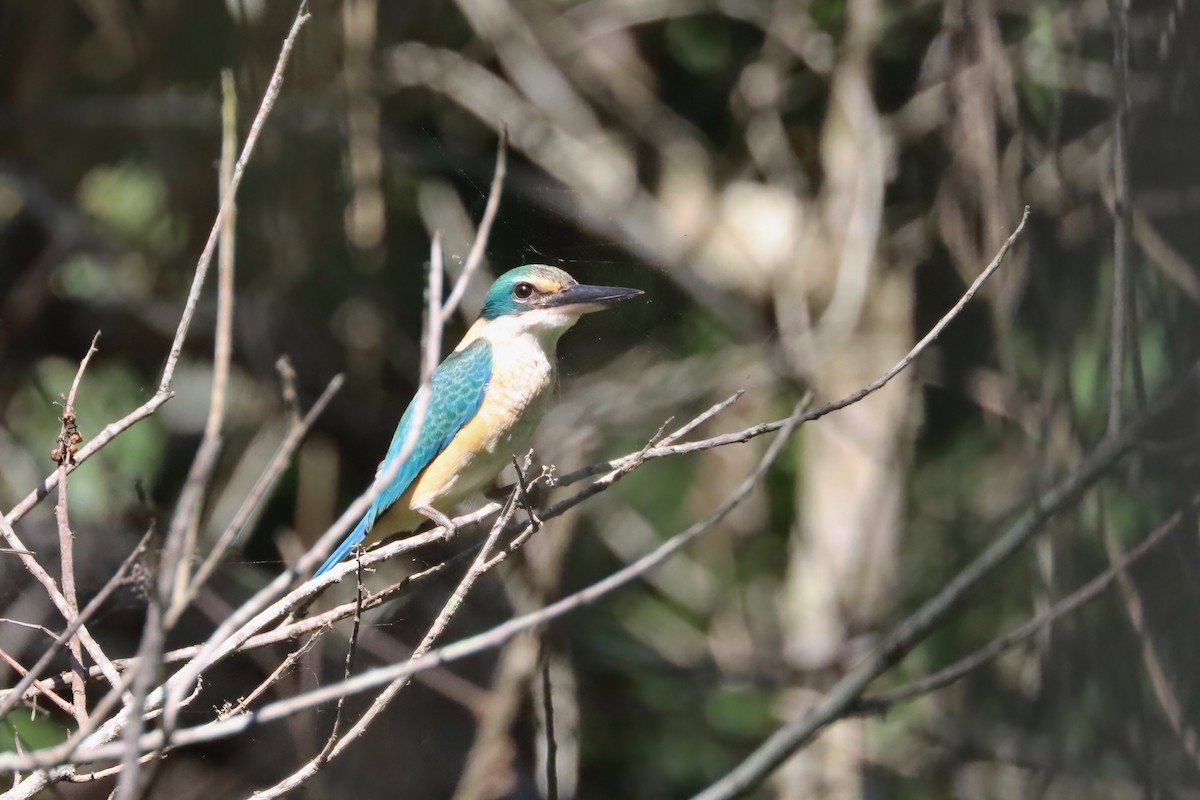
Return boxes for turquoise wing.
[314,338,492,576]
[366,338,493,528]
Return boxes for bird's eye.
[513,282,534,300]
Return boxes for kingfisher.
[314,265,642,577]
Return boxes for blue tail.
[314,517,370,577]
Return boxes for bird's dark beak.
[543,283,643,315]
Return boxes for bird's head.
[478,265,641,338]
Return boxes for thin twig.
[0,528,152,720]
[511,454,542,532]
[557,207,1031,488]
[54,333,100,724]
[219,630,325,721]
[657,391,742,448]
[62,753,158,784]
[183,373,343,607]
[64,334,101,411]
[156,10,307,398]
[166,69,240,618]
[440,130,508,324]
[540,646,559,800]
[0,619,56,637]
[111,592,164,800]
[853,499,1192,714]
[313,557,366,763]
[1101,496,1200,763]
[424,230,446,384]
[1106,0,1133,438]
[0,648,74,716]
[0,517,124,698]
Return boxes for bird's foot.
[417,506,458,540]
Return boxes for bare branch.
[111,587,165,800]
[182,373,344,608]
[166,68,240,618]
[424,230,446,384]
[511,453,542,532]
[220,630,325,721]
[853,498,1193,715]
[54,332,101,723]
[64,333,101,411]
[540,647,559,800]
[687,374,1188,800]
[441,131,508,324]
[156,7,308,397]
[657,391,742,448]
[1106,0,1134,437]
[1102,498,1200,763]
[320,559,366,745]
[0,647,74,716]
[557,207,1031,488]
[0,528,152,720]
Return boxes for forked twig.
[54,332,101,723]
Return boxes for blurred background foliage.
[1,0,1199,798]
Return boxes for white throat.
[456,309,581,354]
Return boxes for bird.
[314,265,642,577]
